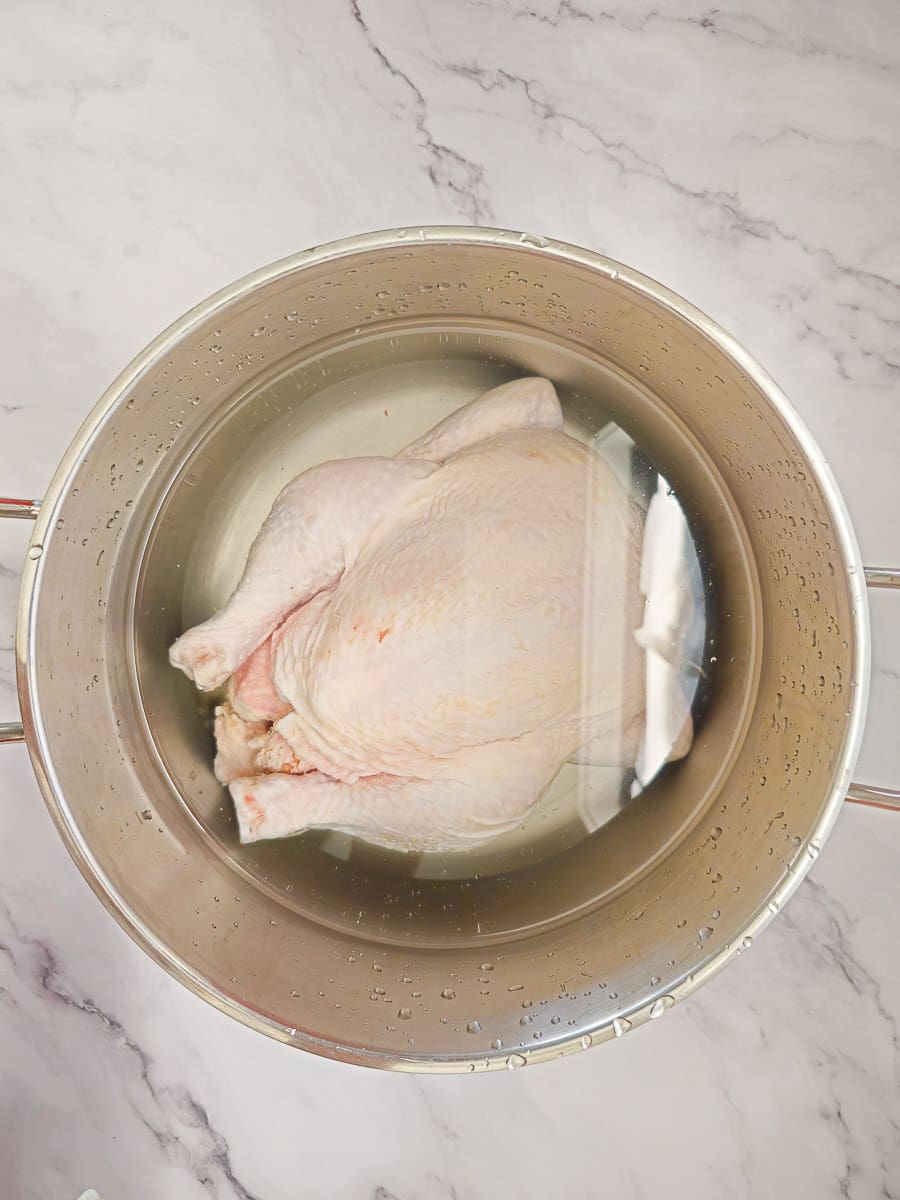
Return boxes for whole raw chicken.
[170,378,691,851]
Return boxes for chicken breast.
[170,377,692,851]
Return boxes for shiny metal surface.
[0,498,39,741]
[11,228,878,1070]
[843,568,900,811]
[0,498,41,519]
[863,567,900,589]
[845,783,900,813]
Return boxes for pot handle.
[0,498,42,521]
[1,498,899,810]
[1,497,42,743]
[845,567,900,811]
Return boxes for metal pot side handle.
[0,497,42,521]
[845,566,900,811]
[1,498,899,809]
[1,498,42,741]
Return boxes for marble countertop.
[2,2,899,1197]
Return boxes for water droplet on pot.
[491,1038,503,1050]
[466,1020,482,1034]
[742,936,753,949]
[506,1053,527,1069]
[613,1017,632,1037]
[580,1033,593,1049]
[398,1007,412,1020]
[28,544,43,560]
[649,996,674,1019]
[698,925,714,942]
[440,988,456,1000]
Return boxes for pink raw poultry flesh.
[170,378,692,852]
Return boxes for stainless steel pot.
[2,227,898,1072]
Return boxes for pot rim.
[15,226,871,1071]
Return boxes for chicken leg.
[229,727,570,851]
[170,455,435,690]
